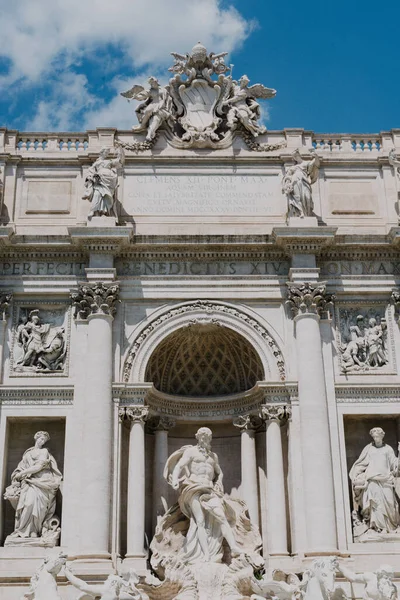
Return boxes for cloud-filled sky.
[0,0,398,133]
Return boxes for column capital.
[119,405,149,424]
[148,415,176,432]
[233,414,262,431]
[286,281,334,318]
[0,292,12,320]
[260,403,291,423]
[71,281,120,319]
[391,289,400,324]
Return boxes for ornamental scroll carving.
[120,42,283,152]
[71,282,120,319]
[286,282,334,318]
[123,299,285,382]
[119,405,149,424]
[260,404,291,422]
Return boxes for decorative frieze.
[336,304,394,374]
[286,282,334,317]
[71,281,120,319]
[10,304,70,376]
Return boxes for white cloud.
[0,0,253,131]
[0,0,252,83]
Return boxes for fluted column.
[120,405,149,560]
[286,282,338,553]
[150,416,175,532]
[233,414,260,527]
[70,282,119,558]
[260,403,290,556]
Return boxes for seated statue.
[150,426,261,571]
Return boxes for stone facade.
[1,48,400,599]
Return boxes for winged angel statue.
[120,42,278,150]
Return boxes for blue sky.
[0,0,398,133]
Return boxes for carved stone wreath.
[123,299,285,383]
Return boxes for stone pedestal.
[287,281,338,554]
[261,404,289,556]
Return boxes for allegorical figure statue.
[151,427,261,570]
[22,552,67,600]
[337,563,397,600]
[4,431,62,546]
[82,145,124,219]
[121,76,174,142]
[349,427,400,538]
[17,309,50,367]
[282,148,320,218]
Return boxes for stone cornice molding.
[260,403,292,423]
[71,281,120,319]
[286,282,335,318]
[0,386,74,405]
[68,226,133,255]
[335,384,400,404]
[119,405,149,423]
[122,299,286,383]
[272,227,337,256]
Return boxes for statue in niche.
[150,426,261,572]
[339,310,388,372]
[22,552,67,600]
[337,563,397,600]
[282,148,320,218]
[4,431,62,547]
[121,77,174,142]
[222,74,276,137]
[349,427,400,541]
[15,309,67,373]
[82,145,124,219]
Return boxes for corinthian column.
[286,282,337,553]
[0,293,12,383]
[233,414,260,527]
[120,405,149,562]
[70,282,120,558]
[260,404,290,556]
[150,416,175,532]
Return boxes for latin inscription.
[320,261,400,276]
[124,174,283,215]
[116,261,290,277]
[0,262,87,276]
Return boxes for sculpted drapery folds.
[82,145,124,219]
[150,427,261,571]
[4,431,62,547]
[282,148,320,218]
[350,427,400,540]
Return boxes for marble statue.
[339,310,388,372]
[22,552,67,600]
[251,558,346,600]
[389,149,400,179]
[15,310,67,373]
[65,566,149,600]
[222,75,276,137]
[82,145,124,218]
[121,77,174,142]
[4,431,62,547]
[349,427,400,540]
[120,43,278,151]
[282,148,320,218]
[337,563,397,600]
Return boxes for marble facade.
[1,46,400,599]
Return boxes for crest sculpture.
[121,42,279,151]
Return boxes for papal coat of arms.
[121,42,278,150]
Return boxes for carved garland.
[123,299,285,383]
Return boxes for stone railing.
[16,134,89,152]
[312,134,383,153]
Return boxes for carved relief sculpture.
[337,562,397,600]
[121,43,280,151]
[338,308,388,373]
[22,552,67,600]
[349,427,400,542]
[13,308,67,374]
[282,148,320,218]
[82,145,124,219]
[4,431,63,547]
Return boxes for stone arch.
[122,299,286,384]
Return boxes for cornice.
[0,386,74,405]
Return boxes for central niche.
[145,322,264,397]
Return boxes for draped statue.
[150,427,261,571]
[4,431,62,547]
